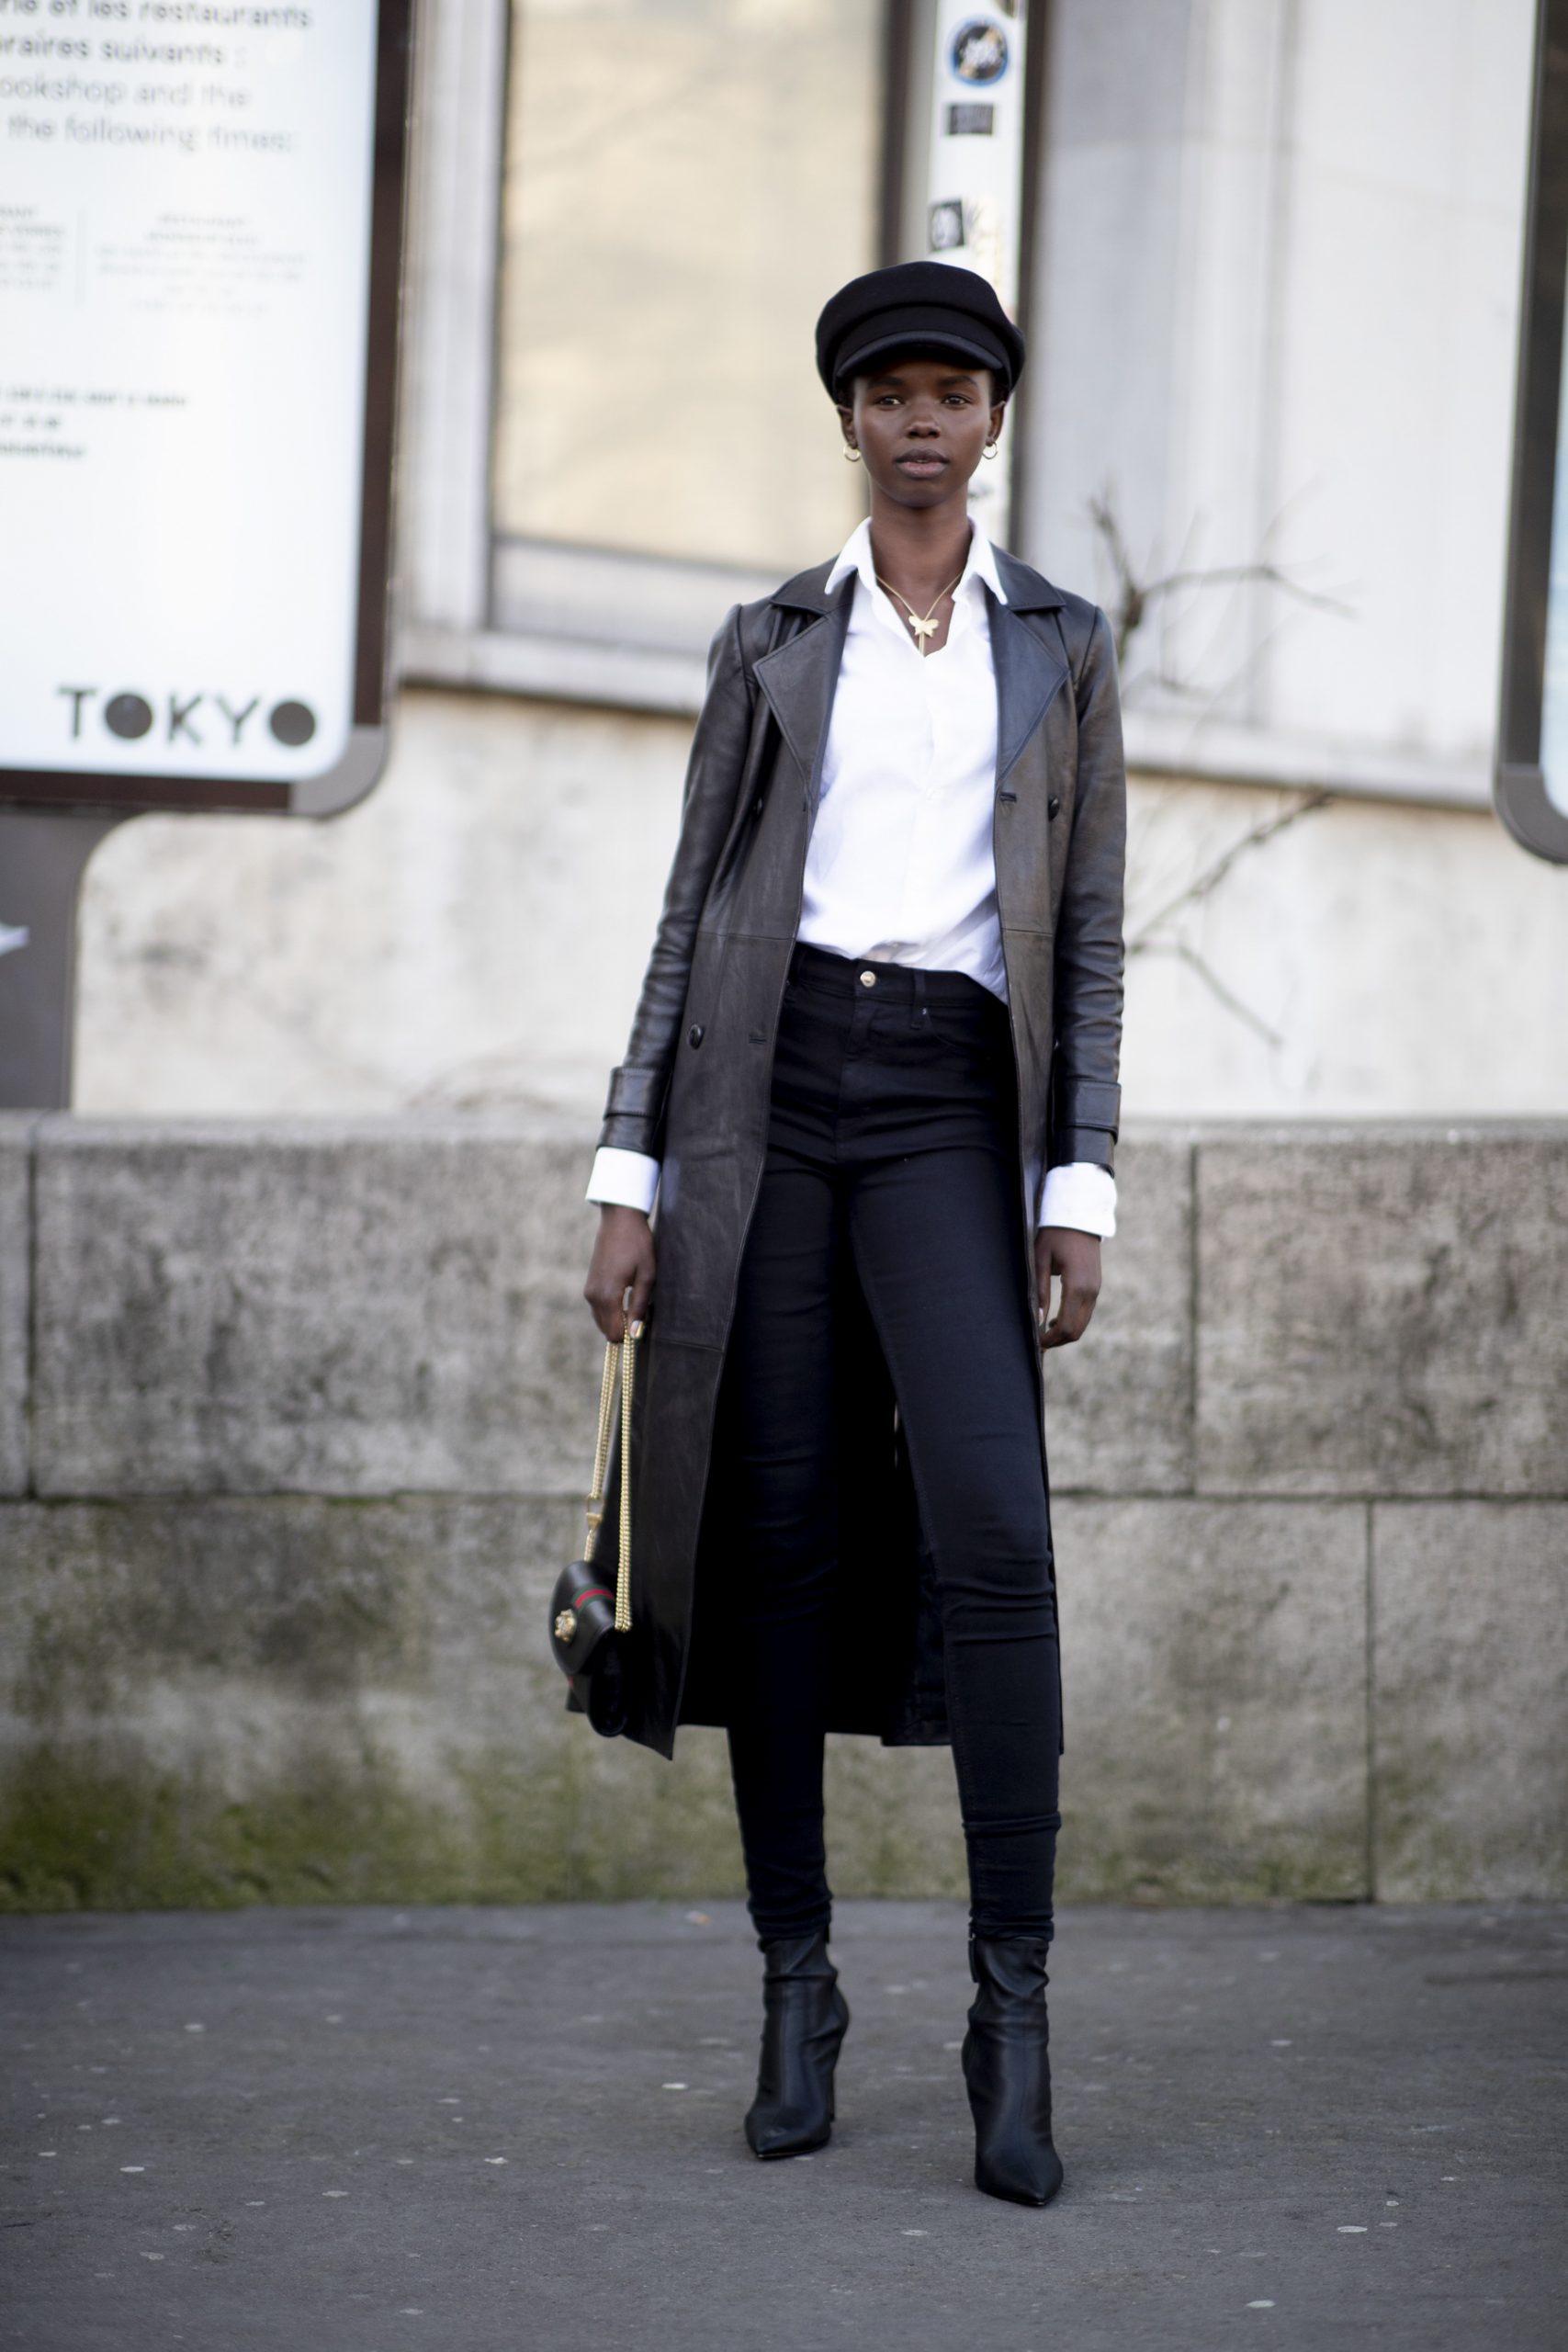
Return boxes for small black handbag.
[547,1322,641,1738]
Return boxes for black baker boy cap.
[815,260,1026,401]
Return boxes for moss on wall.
[0,1741,750,1915]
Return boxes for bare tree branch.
[1126,788,1333,952]
[1086,488,1355,666]
[1132,938,1285,1046]
[1087,482,1341,1048]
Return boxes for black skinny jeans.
[719,942,1062,1946]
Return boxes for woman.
[581,261,1125,2208]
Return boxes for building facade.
[74,0,1568,1125]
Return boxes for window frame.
[396,0,909,715]
[394,1,1497,818]
[1495,0,1568,861]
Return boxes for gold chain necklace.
[874,568,964,649]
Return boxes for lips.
[897,452,948,472]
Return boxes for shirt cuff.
[1039,1161,1117,1238]
[586,1146,660,1216]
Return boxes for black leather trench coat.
[583,546,1126,1759]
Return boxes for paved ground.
[2,1900,1564,2352]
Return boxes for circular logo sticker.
[950,17,1010,85]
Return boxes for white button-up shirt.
[799,515,1010,995]
[588,518,1116,1238]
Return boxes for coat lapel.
[989,594,1070,788]
[753,545,1068,808]
[754,573,855,817]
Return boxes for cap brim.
[833,325,1009,388]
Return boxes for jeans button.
[859,969,876,988]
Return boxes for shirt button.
[859,969,877,988]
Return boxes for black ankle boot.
[743,1928,849,2159]
[961,1933,1065,2207]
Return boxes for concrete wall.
[60,6,1568,1141]
[73,687,1568,1127]
[2,1114,1563,1913]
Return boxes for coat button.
[687,1023,705,1046]
[1048,795,1062,819]
[859,969,877,988]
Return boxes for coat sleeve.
[1049,605,1127,1171]
[597,603,752,1159]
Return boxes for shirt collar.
[825,514,1009,609]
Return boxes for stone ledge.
[1043,1135,1194,1494]
[0,1493,1382,1909]
[1196,1133,1568,1497]
[1053,1497,1370,1903]
[0,1495,738,1909]
[0,1116,36,1498]
[1371,1501,1568,1900]
[20,1116,1568,1505]
[30,1122,606,1499]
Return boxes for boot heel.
[744,1929,848,2160]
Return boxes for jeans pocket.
[923,1001,1002,1057]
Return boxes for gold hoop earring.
[843,444,862,463]
[983,440,999,460]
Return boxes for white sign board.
[0,0,407,815]
[923,3,1029,538]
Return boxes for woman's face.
[837,355,1005,509]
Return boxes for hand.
[1035,1226,1101,1350]
[584,1204,657,1343]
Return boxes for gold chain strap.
[581,1322,640,1633]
